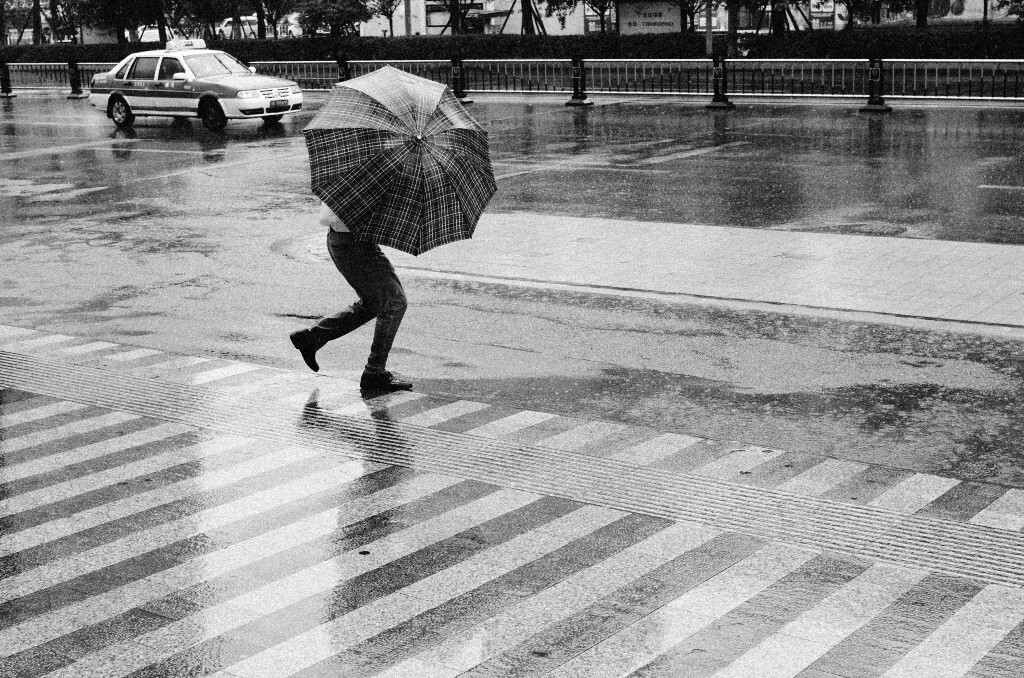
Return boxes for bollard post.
[335,52,351,83]
[67,60,89,99]
[860,57,892,113]
[565,57,593,107]
[706,56,735,110]
[0,61,16,98]
[451,57,472,104]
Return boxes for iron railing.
[6,58,1024,102]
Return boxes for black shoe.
[289,330,320,372]
[360,370,413,394]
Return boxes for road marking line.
[0,139,139,160]
[969,488,1024,531]
[978,185,1024,191]
[635,141,751,165]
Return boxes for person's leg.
[360,246,407,375]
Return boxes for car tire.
[262,115,283,124]
[109,96,134,128]
[200,99,227,131]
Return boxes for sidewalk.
[2,323,1024,677]
[387,212,1024,332]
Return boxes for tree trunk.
[727,1,739,56]
[32,0,42,44]
[915,0,928,27]
[156,0,169,42]
[388,14,394,35]
[404,0,413,34]
[256,2,266,39]
[871,0,881,23]
[447,0,461,32]
[0,1,6,47]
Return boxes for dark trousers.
[308,230,407,373]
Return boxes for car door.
[124,56,160,112]
[155,57,192,116]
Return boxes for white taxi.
[89,39,303,130]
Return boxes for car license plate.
[269,99,288,111]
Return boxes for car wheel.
[262,115,283,124]
[200,99,227,130]
[110,96,134,128]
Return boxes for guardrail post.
[67,60,89,99]
[1,61,16,98]
[335,52,351,83]
[706,56,735,110]
[451,57,472,104]
[566,57,593,107]
[860,57,892,113]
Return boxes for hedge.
[2,22,1022,64]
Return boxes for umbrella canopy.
[303,66,496,256]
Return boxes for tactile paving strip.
[3,349,1024,587]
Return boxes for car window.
[115,59,133,80]
[183,53,250,78]
[128,56,159,80]
[158,57,185,80]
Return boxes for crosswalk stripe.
[776,458,868,496]
[0,399,91,427]
[57,341,119,355]
[0,455,373,603]
[188,362,264,385]
[0,333,76,351]
[869,474,961,513]
[710,563,930,678]
[0,420,191,484]
[879,585,1024,678]
[607,432,702,465]
[692,445,786,479]
[400,400,491,427]
[0,433,249,523]
[0,325,35,340]
[0,472,458,657]
[379,521,724,677]
[537,421,629,452]
[42,489,540,678]
[223,505,628,678]
[104,347,164,362]
[542,543,818,678]
[0,439,318,555]
[125,356,213,377]
[463,410,558,438]
[0,410,147,458]
[969,489,1024,531]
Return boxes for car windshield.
[184,53,250,78]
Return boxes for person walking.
[289,201,412,394]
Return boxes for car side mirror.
[248,66,256,73]
[172,72,189,81]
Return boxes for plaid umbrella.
[303,66,496,256]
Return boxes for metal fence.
[6,58,1024,102]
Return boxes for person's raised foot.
[360,370,413,394]
[289,330,320,372]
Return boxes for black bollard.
[451,57,472,104]
[335,52,351,83]
[706,56,735,110]
[1,61,16,98]
[565,57,593,107]
[860,57,892,113]
[68,60,89,99]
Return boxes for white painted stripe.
[44,489,540,678]
[400,400,490,427]
[1,471,460,657]
[0,441,321,555]
[968,489,1024,531]
[692,446,785,480]
[635,141,750,166]
[104,348,163,362]
[711,564,929,678]
[58,341,119,355]
[0,325,35,340]
[0,333,77,351]
[328,390,428,417]
[212,371,312,395]
[543,543,817,678]
[0,456,378,603]
[608,432,702,465]
[224,505,627,678]
[0,434,250,522]
[383,521,723,678]
[0,400,91,427]
[880,585,1024,678]
[978,185,1024,191]
[463,410,557,438]
[537,421,629,452]
[125,356,213,376]
[868,474,960,513]
[0,420,189,484]
[189,363,263,385]
[0,411,144,457]
[776,459,868,496]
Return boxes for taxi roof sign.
[165,38,206,51]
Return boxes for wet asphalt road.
[2,92,1024,486]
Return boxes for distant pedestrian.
[289,202,412,394]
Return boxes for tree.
[298,0,370,36]
[373,0,399,34]
[544,0,614,32]
[995,0,1022,21]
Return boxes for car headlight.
[236,90,262,99]
[289,85,301,94]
